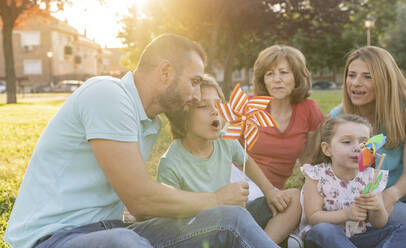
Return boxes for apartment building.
[0,15,125,92]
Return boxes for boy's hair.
[253,45,311,104]
[136,33,207,74]
[342,46,406,149]
[312,114,372,164]
[166,74,225,140]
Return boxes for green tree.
[382,0,406,70]
[0,0,68,104]
[117,5,155,70]
[291,0,400,81]
[118,0,371,98]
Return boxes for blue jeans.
[34,220,151,248]
[304,222,406,248]
[35,202,278,248]
[387,201,406,224]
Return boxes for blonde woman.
[242,45,324,190]
[330,46,406,223]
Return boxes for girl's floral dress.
[297,163,388,239]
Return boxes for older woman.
[240,45,324,190]
[330,46,406,223]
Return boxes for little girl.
[299,114,406,248]
[158,74,301,246]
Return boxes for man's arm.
[90,139,247,218]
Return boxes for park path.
[0,93,70,103]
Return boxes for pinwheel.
[358,134,386,193]
[350,134,386,236]
[216,84,278,174]
[351,134,387,236]
[358,134,386,172]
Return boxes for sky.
[52,0,146,48]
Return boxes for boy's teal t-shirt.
[157,138,247,193]
[4,72,161,248]
[330,105,405,201]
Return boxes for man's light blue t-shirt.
[4,72,161,248]
[330,105,405,201]
[157,138,246,193]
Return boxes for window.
[23,60,42,75]
[74,56,82,64]
[20,31,40,47]
[64,46,73,55]
[233,69,245,81]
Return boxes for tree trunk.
[222,36,238,100]
[2,22,17,104]
[206,0,228,74]
[206,21,220,74]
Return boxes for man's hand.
[265,189,291,216]
[215,182,249,208]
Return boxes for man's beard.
[159,77,188,115]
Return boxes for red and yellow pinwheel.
[215,84,278,150]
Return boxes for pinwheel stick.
[242,139,247,175]
[368,153,386,193]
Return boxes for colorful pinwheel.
[215,84,278,151]
[358,134,386,172]
[351,134,387,236]
[357,134,386,194]
[216,84,278,175]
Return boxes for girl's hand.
[265,189,291,215]
[354,192,384,211]
[345,204,367,221]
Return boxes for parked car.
[312,80,337,90]
[31,84,52,93]
[241,85,253,92]
[54,80,84,92]
[0,81,6,93]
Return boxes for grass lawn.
[0,90,341,247]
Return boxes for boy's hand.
[215,182,249,208]
[354,192,385,211]
[265,188,291,215]
[345,203,367,221]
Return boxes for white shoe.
[287,233,304,248]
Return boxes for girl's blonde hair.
[312,114,372,164]
[342,46,406,149]
[166,74,225,139]
[253,45,311,104]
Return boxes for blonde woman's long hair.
[342,46,406,149]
